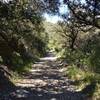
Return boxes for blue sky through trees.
[44,0,86,23]
[44,0,68,23]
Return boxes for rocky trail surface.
[0,53,87,100]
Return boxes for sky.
[44,3,68,23]
[43,13,63,23]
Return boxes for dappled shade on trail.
[0,53,87,100]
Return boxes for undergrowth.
[65,65,100,100]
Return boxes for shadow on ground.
[0,55,88,100]
[7,86,85,100]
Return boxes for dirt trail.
[1,53,86,100]
[16,56,75,92]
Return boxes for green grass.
[65,65,100,99]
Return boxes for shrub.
[11,53,33,73]
[66,65,85,81]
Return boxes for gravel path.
[1,54,87,100]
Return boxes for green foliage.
[89,44,100,73]
[60,48,88,68]
[65,64,100,99]
[66,65,84,81]
[0,1,48,71]
[32,35,48,56]
[66,65,98,95]
[59,32,100,74]
[66,64,97,83]
[79,33,100,73]
[11,53,33,73]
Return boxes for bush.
[89,44,100,73]
[66,65,85,81]
[11,53,33,73]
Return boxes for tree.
[0,0,46,67]
[64,0,100,29]
[55,16,80,51]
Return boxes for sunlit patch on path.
[40,57,58,61]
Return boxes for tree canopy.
[0,1,100,99]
